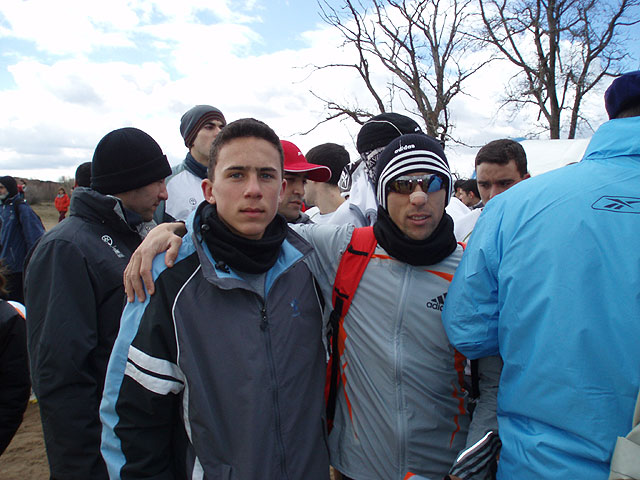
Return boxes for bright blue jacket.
[442,116,640,479]
[0,195,45,273]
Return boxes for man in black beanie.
[155,104,227,223]
[24,127,171,480]
[0,175,45,303]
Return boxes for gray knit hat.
[91,127,171,195]
[180,105,226,147]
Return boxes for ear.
[278,178,287,204]
[202,178,215,205]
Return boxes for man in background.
[0,175,44,303]
[278,140,330,224]
[25,127,171,479]
[156,105,226,222]
[475,139,530,206]
[74,161,92,188]
[454,139,530,242]
[454,179,482,209]
[304,142,350,224]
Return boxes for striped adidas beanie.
[375,133,453,210]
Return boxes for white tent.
[448,138,592,178]
[519,138,591,176]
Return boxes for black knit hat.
[0,176,18,198]
[180,105,226,147]
[375,133,453,210]
[91,127,171,195]
[305,143,350,185]
[605,71,640,119]
[356,113,423,154]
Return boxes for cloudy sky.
[1,0,638,182]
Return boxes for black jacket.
[0,300,30,455]
[24,188,142,479]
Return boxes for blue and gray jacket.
[100,207,329,479]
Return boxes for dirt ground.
[0,402,49,479]
[0,202,56,477]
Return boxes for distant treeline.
[22,178,75,205]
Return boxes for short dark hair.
[460,179,480,198]
[75,161,92,187]
[208,118,283,180]
[305,143,350,185]
[453,178,466,191]
[475,139,528,177]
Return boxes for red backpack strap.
[326,226,377,431]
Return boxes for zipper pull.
[260,307,268,331]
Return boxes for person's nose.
[291,178,305,196]
[244,173,263,198]
[410,184,428,205]
[159,182,168,201]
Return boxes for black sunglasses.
[387,174,445,195]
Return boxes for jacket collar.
[584,116,640,162]
[69,187,141,236]
[186,203,313,294]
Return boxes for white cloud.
[0,0,617,182]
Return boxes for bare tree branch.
[308,0,490,143]
[478,0,640,138]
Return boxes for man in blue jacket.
[442,71,640,478]
[0,175,44,303]
[100,118,329,479]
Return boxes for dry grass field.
[31,201,60,231]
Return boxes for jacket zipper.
[260,304,289,479]
[395,266,411,478]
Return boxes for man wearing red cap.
[278,140,331,223]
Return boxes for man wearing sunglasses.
[119,132,498,480]
[332,113,470,228]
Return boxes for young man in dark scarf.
[100,118,330,479]
[121,133,499,480]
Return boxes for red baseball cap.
[281,140,331,182]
